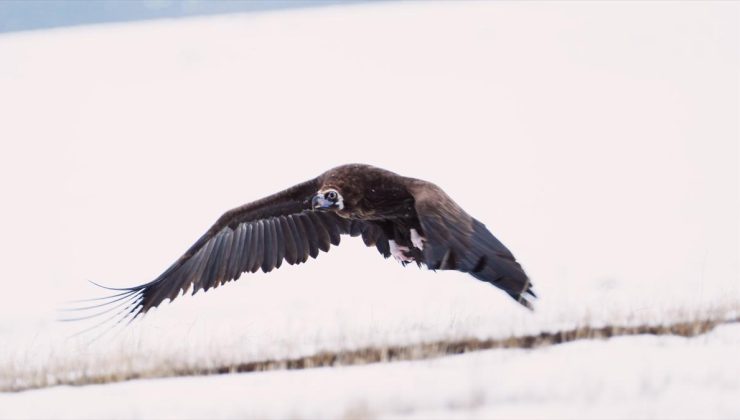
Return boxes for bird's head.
[311,188,344,211]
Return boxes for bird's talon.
[389,240,414,263]
[410,228,426,250]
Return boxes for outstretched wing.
[79,178,367,323]
[348,220,392,259]
[405,180,535,309]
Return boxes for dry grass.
[3,316,737,394]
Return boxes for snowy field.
[2,324,739,420]
[0,1,738,418]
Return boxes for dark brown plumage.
[82,164,535,324]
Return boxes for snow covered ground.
[2,325,739,419]
[0,1,737,418]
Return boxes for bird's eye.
[325,191,338,201]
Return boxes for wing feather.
[273,218,285,270]
[83,178,393,321]
[216,229,236,290]
[262,219,278,273]
[405,179,535,309]
[317,212,342,246]
[244,222,259,273]
[227,223,246,281]
[288,214,309,263]
[211,230,230,290]
[297,214,320,258]
[349,220,364,237]
[236,224,252,276]
[251,221,265,273]
[183,238,212,295]
[307,212,331,252]
[280,216,298,265]
[361,223,383,247]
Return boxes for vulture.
[78,164,534,325]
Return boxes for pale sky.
[0,0,362,33]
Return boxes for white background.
[0,2,737,418]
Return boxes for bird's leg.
[389,240,414,263]
[410,228,426,250]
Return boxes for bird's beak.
[311,194,332,210]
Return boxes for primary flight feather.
[83,164,535,323]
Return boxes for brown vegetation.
[4,316,737,393]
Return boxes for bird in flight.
[75,164,534,326]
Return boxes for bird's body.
[84,164,534,324]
